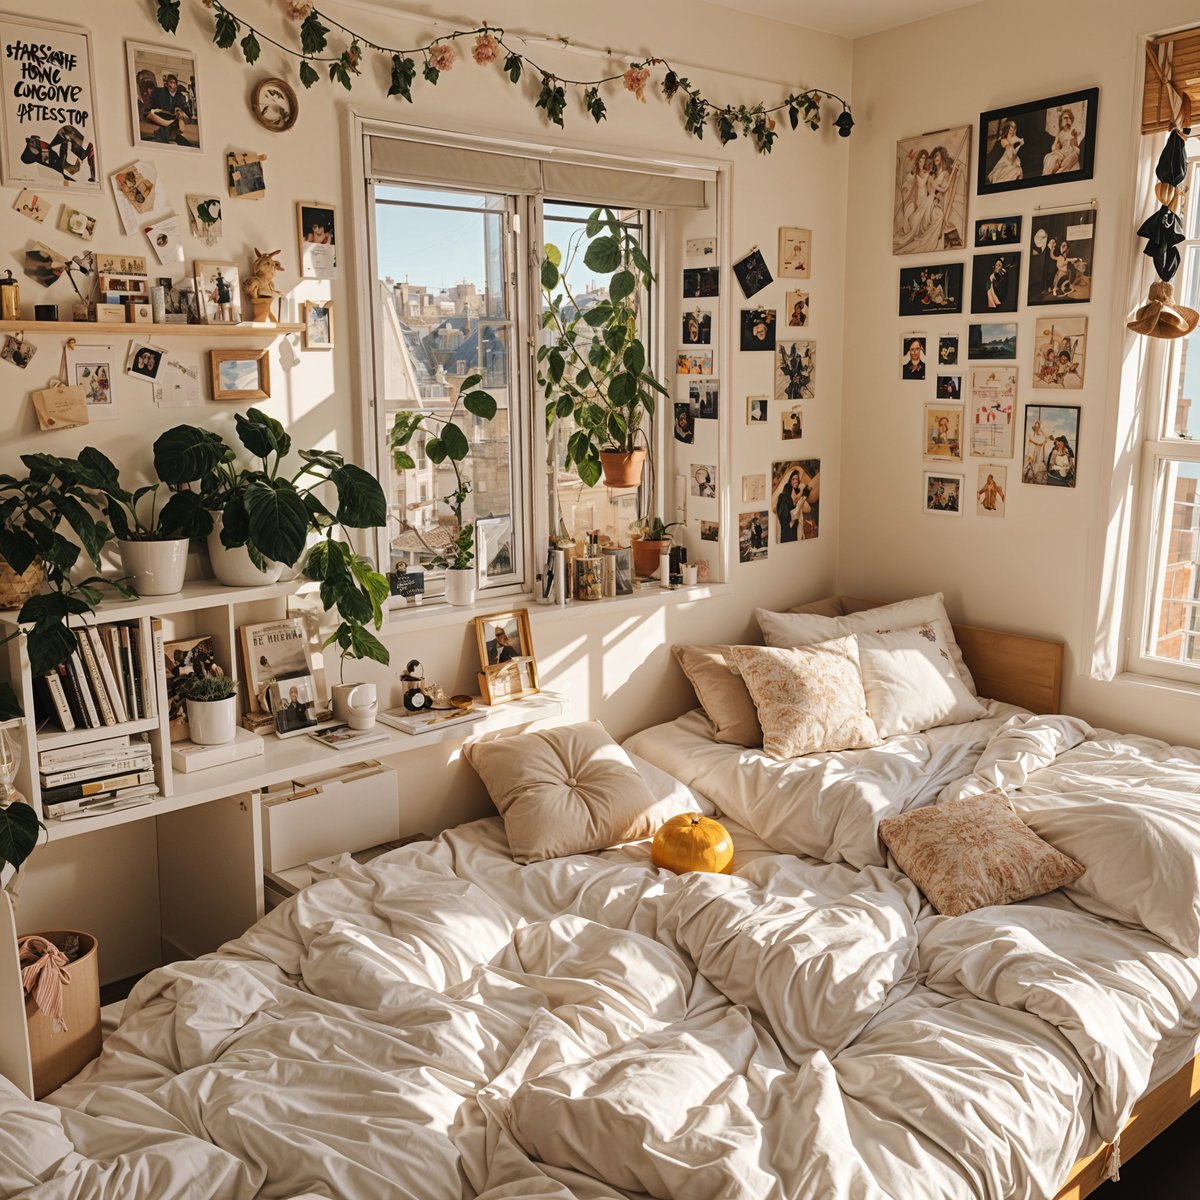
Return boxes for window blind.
[1143,31,1200,135]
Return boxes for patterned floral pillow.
[728,638,881,759]
[879,790,1084,916]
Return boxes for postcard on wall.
[144,214,185,265]
[111,160,169,235]
[746,395,767,424]
[898,262,964,316]
[685,237,716,258]
[1032,316,1086,389]
[13,188,49,222]
[978,87,1098,196]
[925,471,964,515]
[1028,207,1095,305]
[937,374,961,400]
[186,194,222,245]
[682,309,712,345]
[297,201,337,278]
[781,404,803,440]
[64,344,119,420]
[126,40,201,153]
[689,377,719,419]
[1022,404,1080,487]
[969,366,1016,457]
[901,336,927,380]
[970,250,1021,314]
[733,246,773,298]
[0,16,102,192]
[771,459,820,543]
[683,266,719,298]
[923,403,964,462]
[57,204,96,240]
[690,464,716,498]
[976,464,1008,517]
[775,340,816,400]
[968,321,1017,360]
[676,349,714,376]
[778,227,811,278]
[740,308,776,351]
[785,290,809,327]
[893,125,970,255]
[674,401,694,443]
[738,510,768,562]
[975,216,1021,247]
[227,150,267,200]
[152,356,201,408]
[938,335,959,365]
[742,473,766,502]
[700,520,719,542]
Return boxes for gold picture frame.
[210,348,269,401]
[302,300,334,349]
[473,608,539,705]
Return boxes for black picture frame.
[970,251,1022,314]
[977,87,1099,196]
[973,216,1022,247]
[1026,208,1097,306]
[898,262,964,317]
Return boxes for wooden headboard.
[833,597,1064,714]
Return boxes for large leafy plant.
[389,372,498,571]
[156,410,391,669]
[538,207,668,488]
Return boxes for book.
[47,785,160,820]
[77,631,116,726]
[41,753,153,789]
[35,672,75,732]
[171,727,265,773]
[42,769,156,805]
[67,651,100,728]
[306,723,390,750]
[119,624,140,719]
[101,625,128,716]
[133,621,156,719]
[162,633,225,743]
[39,732,133,771]
[377,706,486,736]
[239,617,315,716]
[87,626,129,723]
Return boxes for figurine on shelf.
[244,246,284,322]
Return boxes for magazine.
[377,706,486,736]
[307,723,390,749]
[162,634,225,743]
[240,617,314,715]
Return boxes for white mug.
[682,563,699,586]
[331,682,378,730]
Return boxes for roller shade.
[368,134,709,209]
[1143,31,1200,135]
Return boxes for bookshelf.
[0,320,303,337]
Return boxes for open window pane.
[1147,459,1200,664]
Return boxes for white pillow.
[857,624,987,738]
[756,592,977,695]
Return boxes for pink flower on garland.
[472,33,500,65]
[623,66,651,102]
[429,43,457,73]
[281,0,313,18]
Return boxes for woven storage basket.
[0,557,43,610]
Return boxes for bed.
[2,595,1200,1199]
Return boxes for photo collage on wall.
[893,87,1097,516]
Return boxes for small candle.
[659,551,671,585]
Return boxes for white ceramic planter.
[444,568,477,607]
[206,512,284,587]
[119,538,188,596]
[186,695,237,745]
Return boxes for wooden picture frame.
[302,300,334,349]
[210,348,269,401]
[193,259,241,324]
[977,87,1099,196]
[473,608,538,705]
[125,39,202,154]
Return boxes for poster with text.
[0,16,101,192]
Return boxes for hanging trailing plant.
[150,0,853,154]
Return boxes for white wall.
[843,0,1200,748]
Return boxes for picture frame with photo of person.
[690,464,717,498]
[1022,403,1080,488]
[674,401,695,443]
[297,201,337,278]
[970,251,1021,314]
[778,227,812,277]
[901,336,927,380]
[738,510,768,563]
[473,608,539,705]
[682,310,712,345]
[690,378,719,419]
[898,262,964,316]
[126,40,202,153]
[771,459,820,543]
[893,125,971,255]
[1027,207,1096,305]
[977,87,1099,196]
[924,471,964,516]
[785,290,810,327]
[923,403,964,461]
[740,308,776,351]
[194,259,242,324]
[1032,316,1086,389]
[937,374,961,400]
[270,673,320,737]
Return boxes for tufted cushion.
[879,790,1083,916]
[465,721,699,863]
[728,638,881,759]
[672,644,762,747]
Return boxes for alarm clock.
[400,659,433,712]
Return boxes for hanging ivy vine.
[152,0,854,152]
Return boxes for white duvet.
[4,709,1200,1200]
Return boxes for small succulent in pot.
[177,672,239,746]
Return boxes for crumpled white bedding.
[3,708,1200,1200]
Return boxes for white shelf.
[36,716,159,752]
[0,320,302,337]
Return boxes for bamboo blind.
[1144,30,1200,135]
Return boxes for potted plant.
[177,673,238,745]
[155,410,392,668]
[389,371,498,607]
[538,208,669,489]
[629,515,683,580]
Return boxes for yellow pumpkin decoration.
[651,813,735,875]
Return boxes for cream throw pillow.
[757,592,977,695]
[465,721,698,864]
[879,790,1083,916]
[856,623,987,738]
[672,644,762,747]
[728,638,881,759]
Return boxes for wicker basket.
[0,556,43,610]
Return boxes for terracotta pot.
[631,538,669,580]
[599,448,646,489]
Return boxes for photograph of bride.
[892,124,971,255]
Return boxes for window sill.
[379,582,728,639]
[1111,670,1200,701]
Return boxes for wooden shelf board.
[36,715,159,753]
[0,321,302,337]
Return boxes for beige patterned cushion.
[879,790,1084,916]
[728,638,881,759]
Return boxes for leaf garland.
[151,0,852,154]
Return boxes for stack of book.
[38,734,159,819]
[33,621,159,733]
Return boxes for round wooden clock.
[251,77,299,133]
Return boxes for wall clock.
[251,78,298,133]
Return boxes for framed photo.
[771,459,820,543]
[781,404,803,440]
[902,336,927,380]
[65,344,119,421]
[924,472,964,515]
[270,673,319,736]
[785,290,809,327]
[690,463,717,498]
[775,340,816,400]
[778,227,811,278]
[732,247,773,297]
[476,514,514,580]
[978,87,1099,196]
[194,259,242,324]
[682,310,712,344]
[970,251,1021,314]
[1022,404,1080,487]
[938,335,959,366]
[126,40,201,153]
[738,511,768,563]
[976,464,1008,518]
[1032,316,1086,390]
[602,546,634,596]
[936,374,961,400]
[690,378,719,419]
[898,262,964,316]
[700,520,719,542]
[0,16,102,192]
[740,308,776,351]
[210,348,269,401]
[239,616,316,715]
[683,266,719,298]
[968,321,1017,360]
[297,201,337,279]
[675,349,714,375]
[893,125,970,255]
[970,366,1016,458]
[923,403,964,461]
[975,216,1021,247]
[303,301,334,350]
[746,395,768,424]
[473,609,538,705]
[1027,208,1096,305]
